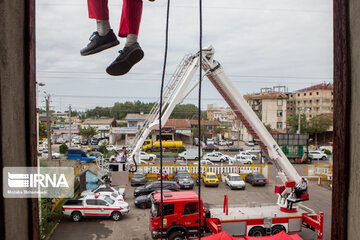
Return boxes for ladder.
[129,54,195,155]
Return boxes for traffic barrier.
[130,163,269,180]
[306,163,332,182]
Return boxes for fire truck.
[125,46,323,239]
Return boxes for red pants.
[87,0,143,37]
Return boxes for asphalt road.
[50,164,331,240]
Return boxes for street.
[50,163,331,240]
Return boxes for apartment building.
[207,104,236,125]
[287,83,333,119]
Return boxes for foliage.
[178,146,186,153]
[117,121,128,127]
[324,149,332,155]
[40,198,62,240]
[307,115,332,134]
[79,125,97,141]
[98,143,108,154]
[39,122,47,139]
[264,123,272,133]
[213,126,227,134]
[287,114,309,134]
[171,104,207,120]
[191,125,210,138]
[59,143,68,154]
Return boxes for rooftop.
[244,92,288,100]
[297,83,333,92]
[125,113,149,121]
[153,191,199,203]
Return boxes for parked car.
[72,145,81,148]
[224,146,243,152]
[203,152,229,163]
[230,136,238,141]
[194,160,216,165]
[134,181,180,197]
[90,145,100,151]
[246,148,262,154]
[174,170,194,189]
[218,140,227,146]
[72,138,81,144]
[178,149,201,160]
[174,160,187,165]
[225,173,246,190]
[89,151,104,159]
[229,156,253,165]
[308,151,327,160]
[203,144,219,152]
[91,138,99,145]
[245,141,255,146]
[140,152,156,161]
[106,145,116,152]
[55,138,65,144]
[245,173,268,186]
[80,185,125,198]
[41,151,61,159]
[67,148,96,163]
[134,190,171,209]
[319,146,332,154]
[130,173,147,186]
[38,144,47,152]
[206,138,215,145]
[81,139,88,145]
[238,151,257,161]
[202,172,219,187]
[63,194,129,221]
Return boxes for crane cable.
[198,0,203,238]
[158,0,171,238]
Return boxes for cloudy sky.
[36,0,333,112]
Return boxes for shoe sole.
[106,48,144,76]
[80,40,120,56]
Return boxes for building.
[287,83,333,119]
[124,113,149,128]
[207,104,235,124]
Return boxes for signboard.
[111,127,138,134]
[272,133,309,146]
[175,129,192,136]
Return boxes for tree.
[191,125,210,139]
[98,143,108,154]
[308,115,332,146]
[79,125,98,141]
[264,123,272,133]
[39,122,47,139]
[287,114,309,134]
[59,143,68,154]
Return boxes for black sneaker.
[80,29,119,56]
[106,42,144,76]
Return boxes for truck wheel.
[322,156,327,161]
[247,161,252,165]
[71,211,82,222]
[149,157,153,161]
[271,225,286,235]
[307,158,313,164]
[111,211,122,221]
[168,231,186,240]
[194,157,199,161]
[248,226,266,236]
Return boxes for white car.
[246,148,262,154]
[206,139,215,145]
[38,144,47,152]
[55,138,65,144]
[229,156,253,165]
[194,160,216,165]
[140,152,156,161]
[245,141,255,146]
[225,173,246,190]
[41,151,61,159]
[72,145,81,148]
[203,152,230,163]
[218,140,227,146]
[106,145,116,152]
[80,185,126,198]
[238,151,257,160]
[63,194,129,222]
[231,136,238,141]
[309,151,327,160]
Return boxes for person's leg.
[80,0,119,56]
[106,0,144,76]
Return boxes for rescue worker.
[163,171,169,181]
[119,146,128,163]
[109,151,121,162]
[294,177,308,198]
[81,0,154,76]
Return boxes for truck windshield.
[150,195,159,217]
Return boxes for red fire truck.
[149,191,323,240]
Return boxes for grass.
[152,152,179,156]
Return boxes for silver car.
[225,173,246,190]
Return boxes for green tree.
[79,125,98,141]
[39,122,47,139]
[98,143,108,154]
[264,123,272,133]
[59,143,68,154]
[191,125,210,139]
[287,114,309,134]
[308,115,332,146]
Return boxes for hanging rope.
[159,0,171,238]
[197,0,203,238]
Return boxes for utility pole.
[45,94,52,161]
[69,105,72,148]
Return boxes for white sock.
[96,20,110,36]
[125,34,138,47]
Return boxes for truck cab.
[150,191,204,240]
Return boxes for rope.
[159,0,171,238]
[198,0,203,238]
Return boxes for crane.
[129,46,308,211]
